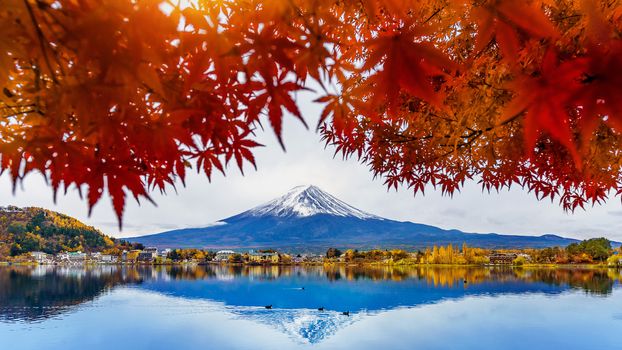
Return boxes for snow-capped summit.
[133,185,581,250]
[245,185,380,219]
[231,307,361,344]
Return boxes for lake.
[0,265,620,349]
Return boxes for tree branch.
[24,0,59,84]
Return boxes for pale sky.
[1,87,622,242]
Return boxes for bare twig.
[24,0,59,84]
[424,7,444,24]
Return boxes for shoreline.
[0,260,617,269]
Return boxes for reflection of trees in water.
[319,265,616,295]
[251,265,620,295]
[322,265,412,281]
[168,265,621,296]
[156,265,621,295]
[319,265,493,286]
[520,268,617,296]
[159,264,218,280]
[160,265,321,281]
[0,266,143,322]
[341,266,621,295]
[0,265,619,323]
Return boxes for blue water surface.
[0,265,620,349]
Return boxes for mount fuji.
[131,185,579,251]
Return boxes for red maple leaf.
[252,70,307,149]
[472,0,559,59]
[577,41,622,135]
[362,24,457,111]
[501,50,586,164]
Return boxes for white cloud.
[1,88,621,241]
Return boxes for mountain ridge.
[0,206,128,257]
[131,185,585,251]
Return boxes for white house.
[159,248,171,259]
[65,251,86,263]
[215,250,235,262]
[101,255,117,263]
[57,251,86,264]
[30,251,50,263]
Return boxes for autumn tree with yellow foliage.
[0,206,120,256]
[2,0,622,226]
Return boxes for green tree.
[566,238,611,262]
[7,222,27,235]
[9,243,22,256]
[326,248,342,259]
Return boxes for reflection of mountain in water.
[230,307,359,344]
[137,265,621,344]
[140,265,619,311]
[0,265,619,343]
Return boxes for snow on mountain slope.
[243,185,381,220]
[231,307,361,344]
[131,184,583,250]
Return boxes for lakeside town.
[1,206,621,268]
[12,240,622,268]
[21,248,322,266]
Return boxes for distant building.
[30,251,50,263]
[68,251,87,262]
[248,251,280,264]
[58,251,86,264]
[488,253,517,264]
[138,247,158,262]
[159,248,171,259]
[215,250,235,262]
[0,206,23,213]
[101,255,117,263]
[90,252,102,260]
[306,255,325,263]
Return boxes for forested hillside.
[0,206,125,257]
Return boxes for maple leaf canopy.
[2,0,622,227]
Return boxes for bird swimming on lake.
[265,305,272,309]
[318,307,325,311]
[342,311,350,316]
